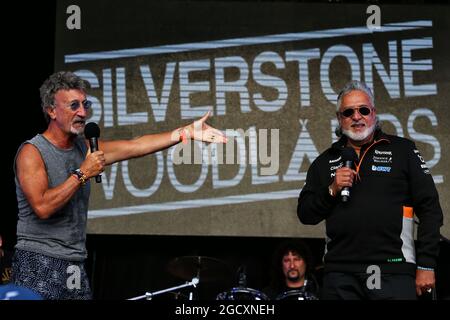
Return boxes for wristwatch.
[328,185,335,197]
[71,168,88,185]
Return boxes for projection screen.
[54,0,450,238]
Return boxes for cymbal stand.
[127,277,199,300]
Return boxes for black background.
[2,0,449,306]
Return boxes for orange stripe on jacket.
[403,206,414,218]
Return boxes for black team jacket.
[297,129,443,275]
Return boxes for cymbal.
[167,256,231,282]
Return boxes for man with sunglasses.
[12,71,226,299]
[297,80,443,300]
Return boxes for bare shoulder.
[16,143,44,172]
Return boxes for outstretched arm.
[98,111,227,165]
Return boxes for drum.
[275,289,318,301]
[216,287,269,300]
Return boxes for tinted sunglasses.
[68,100,92,111]
[340,106,372,118]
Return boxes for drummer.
[263,239,319,300]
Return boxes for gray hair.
[336,80,374,111]
[39,71,91,123]
[335,80,379,137]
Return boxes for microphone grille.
[84,122,100,139]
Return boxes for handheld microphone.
[341,147,356,202]
[84,122,102,183]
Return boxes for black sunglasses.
[67,100,92,111]
[340,106,372,118]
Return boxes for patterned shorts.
[11,249,92,300]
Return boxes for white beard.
[342,122,376,141]
[71,119,86,136]
[70,125,85,136]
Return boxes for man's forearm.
[101,128,183,165]
[32,175,83,219]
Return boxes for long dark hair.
[269,239,314,291]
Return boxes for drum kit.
[275,288,319,300]
[167,256,230,283]
[128,255,228,300]
[216,287,268,300]
[128,255,318,300]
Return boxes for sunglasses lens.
[341,107,371,117]
[83,100,92,109]
[359,107,371,116]
[342,109,354,117]
[70,101,80,111]
[70,100,92,111]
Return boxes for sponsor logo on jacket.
[330,162,343,178]
[329,156,342,164]
[373,155,392,163]
[414,149,430,174]
[330,163,343,171]
[372,165,391,172]
[374,150,392,155]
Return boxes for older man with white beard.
[12,71,226,300]
[297,80,443,300]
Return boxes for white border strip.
[65,20,432,63]
[88,188,301,219]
